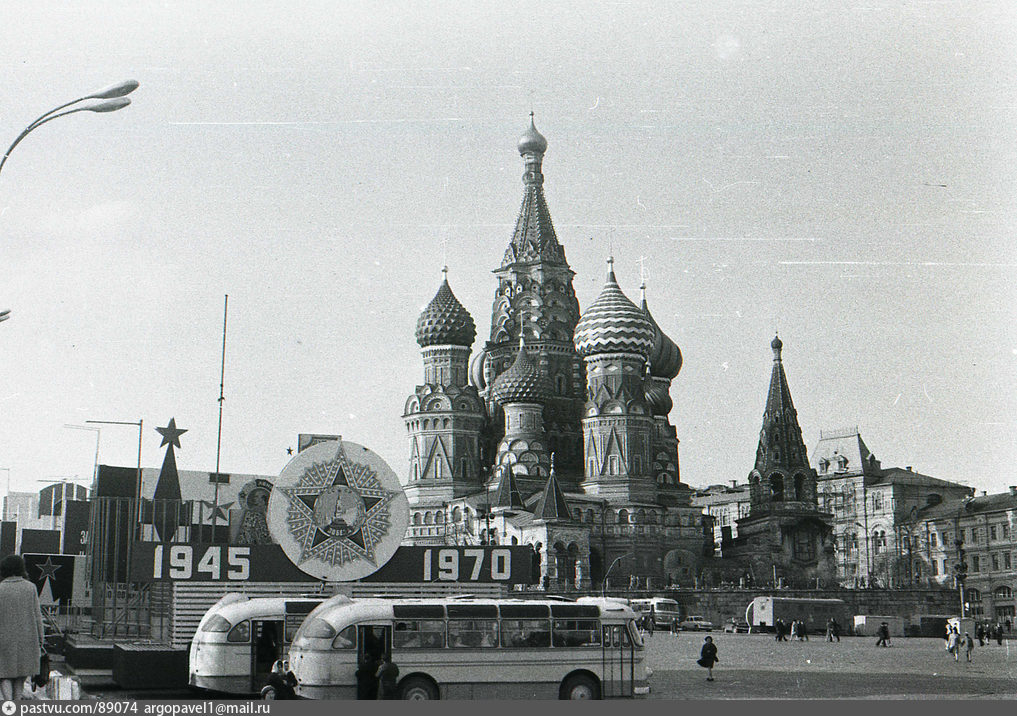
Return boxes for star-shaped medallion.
[156,418,187,449]
[275,440,399,569]
[35,556,61,581]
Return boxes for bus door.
[251,620,283,692]
[356,624,392,700]
[601,624,634,698]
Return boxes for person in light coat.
[0,555,45,701]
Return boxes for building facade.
[812,428,974,587]
[906,489,1017,622]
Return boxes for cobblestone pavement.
[644,631,1017,699]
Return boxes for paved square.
[644,631,1017,699]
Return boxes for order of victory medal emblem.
[267,438,409,581]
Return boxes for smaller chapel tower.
[573,259,657,502]
[403,270,485,524]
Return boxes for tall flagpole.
[213,295,228,542]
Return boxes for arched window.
[636,509,646,524]
[770,474,784,501]
[967,587,982,601]
[618,509,629,524]
[435,512,444,524]
[994,585,1013,599]
[452,506,462,522]
[424,512,434,525]
[412,513,422,526]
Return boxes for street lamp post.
[0,80,139,179]
[602,552,633,598]
[855,521,871,588]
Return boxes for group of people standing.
[772,618,810,641]
[945,626,975,662]
[975,622,1006,646]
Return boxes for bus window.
[393,620,445,649]
[502,619,551,648]
[448,620,498,648]
[227,620,251,643]
[331,626,356,650]
[552,620,601,647]
[626,620,643,647]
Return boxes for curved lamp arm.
[0,98,131,176]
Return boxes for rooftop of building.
[911,488,1017,522]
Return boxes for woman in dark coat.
[0,555,45,701]
[697,635,719,681]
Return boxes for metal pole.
[213,294,228,543]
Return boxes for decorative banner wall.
[131,543,534,585]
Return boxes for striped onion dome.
[641,291,682,379]
[573,261,655,358]
[491,340,552,405]
[415,271,476,348]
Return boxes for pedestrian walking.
[947,627,960,662]
[976,623,985,646]
[963,632,974,663]
[697,636,719,681]
[0,555,46,702]
[375,654,399,700]
[994,623,1004,646]
[800,620,809,641]
[875,621,891,647]
[826,617,840,642]
[774,618,784,642]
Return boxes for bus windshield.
[627,619,644,647]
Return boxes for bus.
[288,595,651,700]
[189,594,323,694]
[629,598,682,630]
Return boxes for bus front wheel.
[400,676,439,700]
[560,674,600,700]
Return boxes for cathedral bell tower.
[469,116,584,492]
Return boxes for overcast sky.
[1,1,1015,501]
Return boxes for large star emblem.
[200,500,235,523]
[275,441,399,569]
[35,556,61,581]
[156,418,187,449]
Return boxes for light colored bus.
[629,598,682,630]
[189,594,323,694]
[289,595,651,700]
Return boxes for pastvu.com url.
[2,703,270,716]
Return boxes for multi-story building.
[693,482,750,553]
[906,489,1017,622]
[812,428,973,587]
[401,118,706,589]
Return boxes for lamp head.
[86,97,131,113]
[88,80,140,100]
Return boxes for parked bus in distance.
[289,595,650,700]
[746,596,850,632]
[629,598,682,630]
[190,593,324,694]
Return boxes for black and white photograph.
[0,0,1015,702]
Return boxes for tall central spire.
[502,114,567,267]
[754,334,810,474]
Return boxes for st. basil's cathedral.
[401,118,836,590]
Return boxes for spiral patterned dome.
[415,274,476,348]
[517,114,548,156]
[642,295,682,379]
[574,263,655,358]
[491,342,552,405]
[643,380,674,416]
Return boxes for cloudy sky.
[1,1,1015,500]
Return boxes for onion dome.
[517,113,547,156]
[771,333,783,357]
[644,380,674,416]
[469,348,487,390]
[574,259,655,358]
[490,338,552,405]
[415,269,476,348]
[641,287,682,379]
